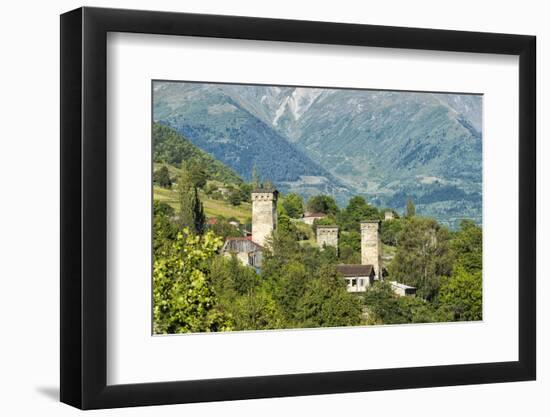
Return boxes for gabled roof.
[222,237,263,253]
[336,264,374,277]
[304,212,326,218]
[389,281,416,290]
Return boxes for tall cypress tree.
[406,198,416,218]
[178,165,205,234]
[251,164,260,189]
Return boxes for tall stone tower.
[361,220,381,279]
[251,189,278,247]
[316,226,339,252]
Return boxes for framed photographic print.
[60,6,536,409]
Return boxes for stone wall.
[361,220,381,278]
[316,226,339,251]
[251,191,277,247]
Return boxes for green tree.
[263,227,302,265]
[364,281,408,324]
[364,281,443,325]
[232,289,285,330]
[450,219,482,273]
[184,160,207,189]
[228,189,242,206]
[153,230,232,333]
[338,196,380,231]
[178,167,205,234]
[153,165,172,188]
[380,219,404,246]
[296,266,362,328]
[439,265,482,321]
[277,213,298,237]
[406,198,416,218]
[339,230,362,263]
[238,183,253,203]
[209,218,242,240]
[251,164,260,189]
[153,200,176,255]
[210,255,260,299]
[282,193,304,218]
[388,217,452,300]
[270,261,309,325]
[210,256,284,331]
[307,195,339,216]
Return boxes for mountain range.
[153,81,482,227]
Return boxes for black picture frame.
[60,6,536,410]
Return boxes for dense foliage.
[388,217,453,300]
[281,193,304,218]
[336,196,380,232]
[153,180,483,333]
[307,195,339,216]
[153,229,232,333]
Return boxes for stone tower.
[361,220,381,279]
[316,226,339,252]
[251,189,278,247]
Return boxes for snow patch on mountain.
[273,96,290,126]
[271,88,323,126]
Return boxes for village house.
[302,211,326,225]
[335,264,375,292]
[221,237,263,269]
[390,281,417,296]
[216,186,231,196]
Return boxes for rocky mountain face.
[153,81,482,227]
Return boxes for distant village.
[220,187,416,297]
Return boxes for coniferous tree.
[251,164,260,189]
[406,198,416,218]
[178,167,205,234]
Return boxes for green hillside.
[154,185,252,223]
[153,82,350,203]
[153,122,242,185]
[153,124,255,223]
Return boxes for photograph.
[152,80,483,334]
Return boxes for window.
[352,279,357,286]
